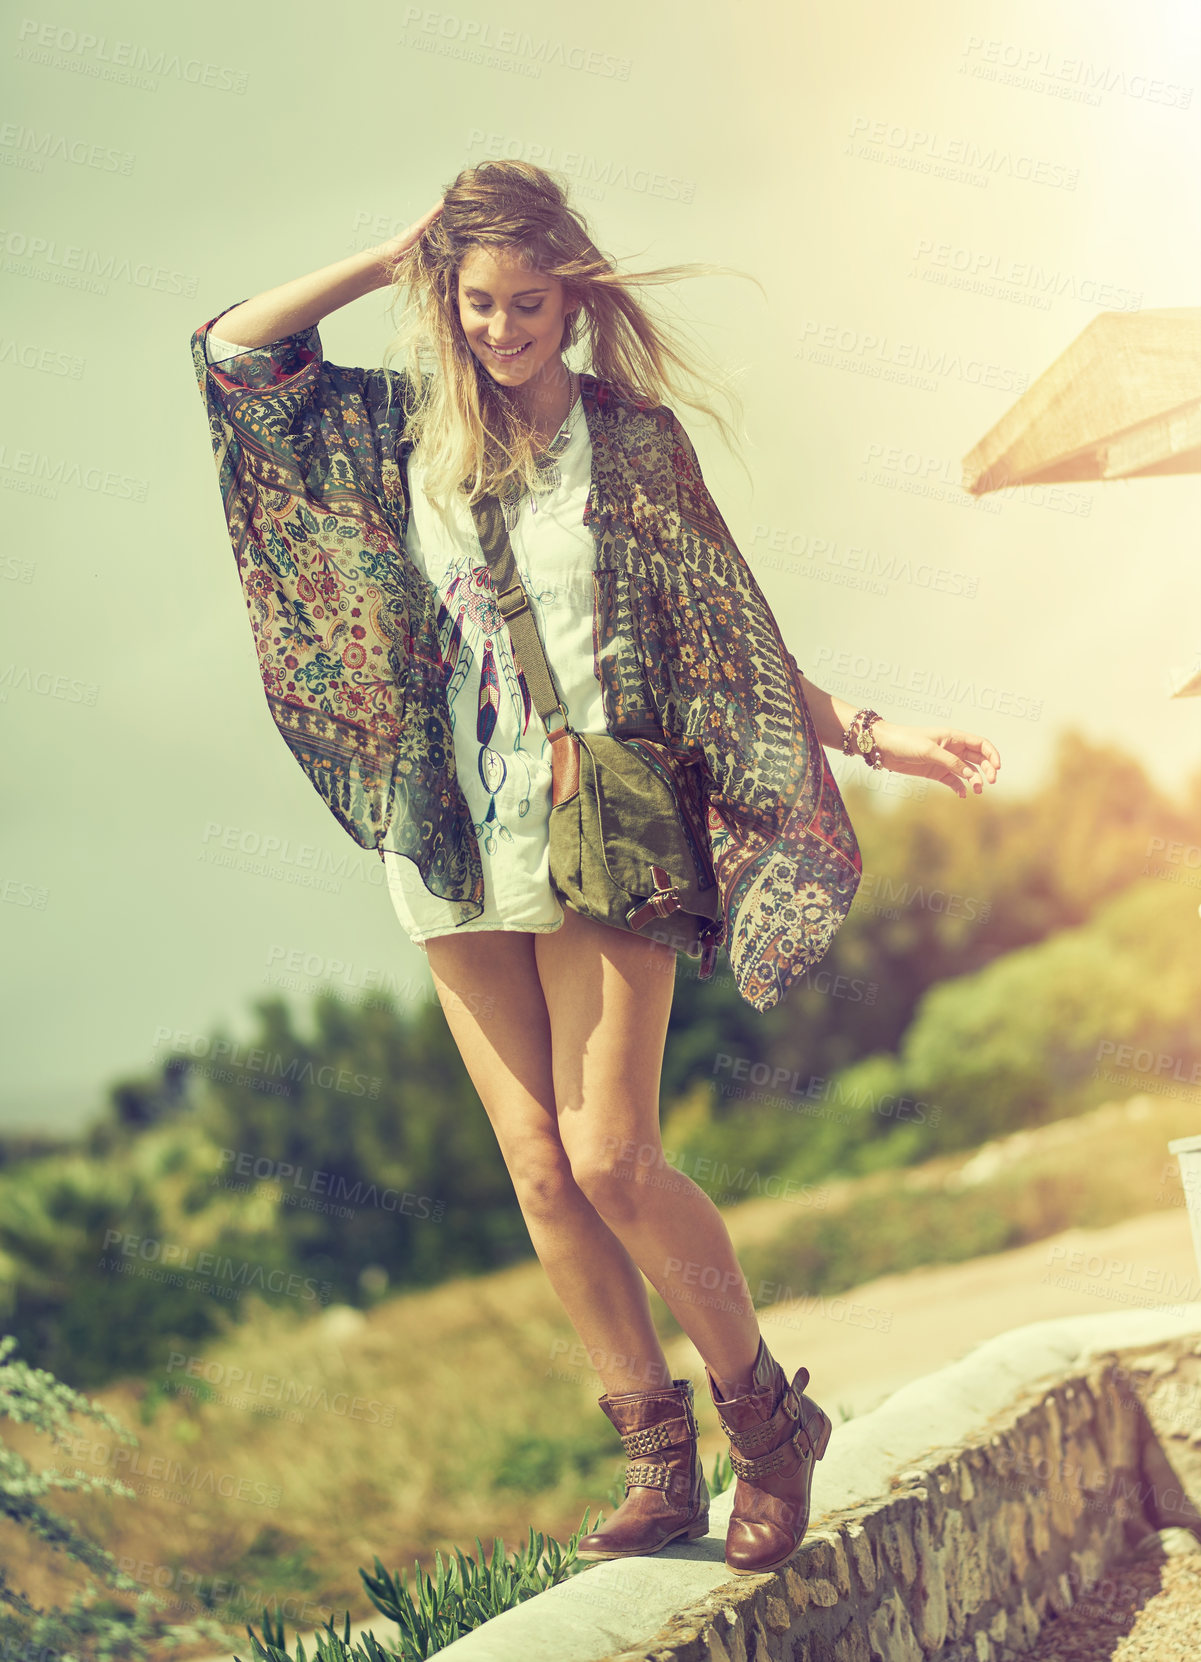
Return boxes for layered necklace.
[496,368,582,532]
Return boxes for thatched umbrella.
[961,307,1201,696]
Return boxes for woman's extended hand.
[869,721,1001,798]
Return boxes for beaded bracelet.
[842,707,884,770]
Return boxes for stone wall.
[434,1306,1201,1662]
[611,1335,1201,1661]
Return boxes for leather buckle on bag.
[625,892,680,931]
[647,864,681,920]
[625,866,684,933]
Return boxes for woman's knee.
[568,1132,671,1222]
[509,1138,580,1220]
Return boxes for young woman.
[193,160,1000,1578]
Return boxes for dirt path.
[672,1204,1200,1425]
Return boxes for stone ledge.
[433,1303,1201,1662]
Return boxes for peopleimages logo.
[152,1027,382,1099]
[164,1353,397,1424]
[98,1231,329,1304]
[213,1149,445,1220]
[63,1435,279,1506]
[958,35,1192,110]
[0,229,197,296]
[846,113,1079,190]
[795,318,1028,393]
[0,441,147,500]
[0,663,100,703]
[14,20,249,94]
[396,8,632,79]
[0,121,135,173]
[1095,1039,1201,1087]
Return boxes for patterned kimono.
[190,302,862,1012]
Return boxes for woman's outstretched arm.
[214,200,444,347]
[798,671,1001,798]
[795,673,859,750]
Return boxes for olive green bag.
[469,491,726,979]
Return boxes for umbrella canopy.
[962,307,1201,496]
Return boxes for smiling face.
[456,244,573,406]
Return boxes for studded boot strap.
[717,1381,816,1481]
[614,1388,701,1502]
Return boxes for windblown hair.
[380,159,757,515]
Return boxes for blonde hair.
[380,158,759,514]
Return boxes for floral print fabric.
[191,302,862,1011]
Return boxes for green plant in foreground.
[237,1519,591,1662]
[239,1449,737,1661]
[0,1334,233,1662]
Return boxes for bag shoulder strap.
[467,491,569,736]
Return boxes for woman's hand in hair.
[379,200,444,272]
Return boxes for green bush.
[0,1334,234,1662]
[0,1134,301,1388]
[821,874,1200,1165]
[657,873,1201,1208]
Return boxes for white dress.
[205,331,607,950]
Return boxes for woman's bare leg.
[533,908,762,1397]
[423,927,673,1397]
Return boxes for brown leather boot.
[576,1377,710,1560]
[705,1337,832,1575]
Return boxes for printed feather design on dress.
[474,639,511,849]
[497,646,533,739]
[437,577,466,669]
[490,636,536,818]
[476,639,499,748]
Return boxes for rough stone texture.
[429,1308,1201,1662]
[611,1333,1201,1662]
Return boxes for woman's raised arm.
[214,200,444,347]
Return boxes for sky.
[2,0,1199,1135]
